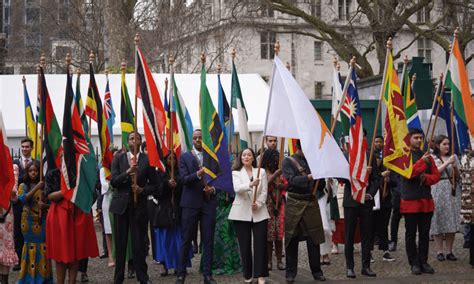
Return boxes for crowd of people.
[1,127,474,284]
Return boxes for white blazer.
[228,167,270,223]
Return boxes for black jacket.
[109,152,162,215]
[282,153,326,196]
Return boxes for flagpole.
[230,50,236,156]
[34,60,42,161]
[88,51,94,138]
[368,38,392,171]
[168,55,175,180]
[329,56,355,133]
[450,29,459,196]
[164,77,170,149]
[121,60,127,150]
[132,34,140,206]
[254,40,280,203]
[22,76,28,138]
[38,54,46,182]
[426,74,445,150]
[330,57,338,128]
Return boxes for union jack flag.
[104,77,116,144]
[341,69,368,203]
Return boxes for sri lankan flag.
[120,69,134,150]
[61,67,98,212]
[135,47,168,171]
[200,63,233,192]
[446,32,474,137]
[382,51,413,178]
[85,63,113,179]
[38,67,63,175]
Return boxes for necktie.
[23,158,29,169]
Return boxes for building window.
[315,82,324,99]
[417,38,432,63]
[310,0,321,17]
[314,41,322,62]
[262,5,274,17]
[338,0,352,20]
[416,6,430,23]
[25,7,39,25]
[260,31,276,60]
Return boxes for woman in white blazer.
[228,148,270,284]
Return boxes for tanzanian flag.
[120,69,134,149]
[446,32,474,137]
[199,63,233,193]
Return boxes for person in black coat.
[109,132,162,284]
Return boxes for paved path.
[9,219,474,283]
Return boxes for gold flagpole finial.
[121,60,126,72]
[89,50,95,64]
[165,77,168,85]
[454,27,460,38]
[386,37,393,50]
[40,53,46,68]
[274,40,280,56]
[350,56,357,67]
[105,68,109,78]
[76,67,81,76]
[22,75,26,84]
[200,52,206,64]
[134,33,140,46]
[403,55,409,64]
[412,73,417,82]
[217,63,221,74]
[169,54,175,65]
[231,48,236,62]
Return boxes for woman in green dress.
[201,190,242,275]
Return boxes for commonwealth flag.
[382,51,413,178]
[200,63,233,192]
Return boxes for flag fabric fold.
[199,63,233,192]
[172,77,193,153]
[401,68,422,131]
[135,47,168,171]
[61,68,97,212]
[446,34,474,138]
[120,70,135,149]
[0,111,14,210]
[217,73,233,153]
[167,72,182,159]
[342,68,368,203]
[265,56,349,180]
[382,52,413,178]
[23,81,41,159]
[86,63,113,179]
[231,61,250,150]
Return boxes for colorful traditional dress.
[0,202,18,275]
[266,177,286,242]
[18,183,52,284]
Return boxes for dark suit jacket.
[178,151,208,209]
[109,152,161,215]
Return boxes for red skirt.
[331,219,361,244]
[46,200,99,263]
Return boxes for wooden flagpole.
[132,33,140,206]
[426,73,445,149]
[449,29,459,196]
[254,40,280,203]
[22,76,28,138]
[230,49,236,156]
[88,51,94,138]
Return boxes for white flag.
[264,57,349,180]
[331,68,344,122]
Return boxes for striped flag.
[217,73,233,152]
[85,63,113,179]
[341,68,368,203]
[135,47,168,171]
[446,32,474,138]
[401,68,422,130]
[231,61,250,149]
[200,62,233,192]
[104,77,116,144]
[382,51,413,178]
[60,67,98,212]
[172,76,193,153]
[120,69,135,149]
[167,72,182,158]
[23,79,41,159]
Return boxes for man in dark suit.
[12,137,35,271]
[343,155,379,278]
[176,129,217,284]
[110,132,161,284]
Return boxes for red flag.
[135,47,168,171]
[0,113,14,210]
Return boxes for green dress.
[201,191,241,275]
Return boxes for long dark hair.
[432,134,450,157]
[233,148,257,171]
[261,149,279,174]
[165,152,179,173]
[24,160,40,187]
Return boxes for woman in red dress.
[45,168,99,283]
[261,149,287,271]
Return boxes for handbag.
[153,199,177,228]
